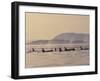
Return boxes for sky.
[25,12,89,41]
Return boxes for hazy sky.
[25,12,89,41]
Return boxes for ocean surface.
[25,44,89,68]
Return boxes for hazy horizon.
[25,13,89,42]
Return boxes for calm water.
[25,44,89,68]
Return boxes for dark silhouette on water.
[54,48,57,52]
[26,46,89,53]
[59,48,62,52]
[42,48,45,52]
[32,48,35,52]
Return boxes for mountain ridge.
[27,33,89,45]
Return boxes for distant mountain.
[52,33,89,44]
[27,40,48,45]
[28,33,89,45]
